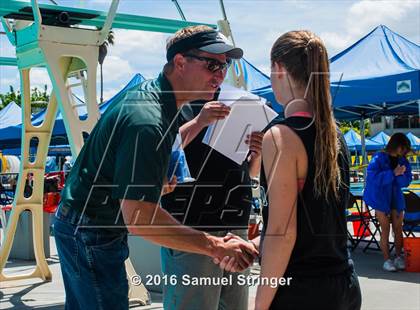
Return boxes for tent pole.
[170,0,187,21]
[418,99,420,121]
[216,0,247,89]
[360,115,367,186]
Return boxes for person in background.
[364,133,412,272]
[62,156,73,172]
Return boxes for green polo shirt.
[60,73,179,227]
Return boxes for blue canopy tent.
[406,132,420,151]
[0,101,21,129]
[243,25,420,120]
[1,145,72,156]
[96,73,145,113]
[0,95,86,149]
[330,25,420,120]
[370,131,390,148]
[330,25,420,169]
[344,129,383,152]
[235,58,283,113]
[30,73,145,133]
[0,73,145,150]
[236,58,272,93]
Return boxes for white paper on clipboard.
[216,84,262,106]
[203,94,278,165]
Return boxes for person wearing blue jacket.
[363,133,412,272]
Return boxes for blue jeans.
[161,229,249,310]
[54,205,129,310]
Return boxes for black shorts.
[270,269,362,310]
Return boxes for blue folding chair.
[403,190,420,237]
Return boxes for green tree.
[0,85,20,109]
[339,119,370,137]
[30,84,50,113]
[0,84,49,113]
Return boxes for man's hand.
[195,101,230,128]
[161,176,177,196]
[394,164,406,176]
[212,233,258,272]
[246,131,264,161]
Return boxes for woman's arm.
[366,153,394,186]
[255,125,298,310]
[247,132,264,178]
[396,159,412,188]
[248,155,261,179]
[250,235,260,250]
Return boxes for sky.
[0,0,419,101]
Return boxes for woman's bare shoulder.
[263,124,302,153]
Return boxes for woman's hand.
[212,233,259,272]
[246,131,264,160]
[212,235,257,271]
[393,164,406,176]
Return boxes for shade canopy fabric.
[0,101,21,129]
[370,131,390,148]
[369,131,420,151]
[344,129,383,151]
[406,132,420,151]
[331,25,419,119]
[242,25,420,120]
[235,58,283,113]
[0,74,145,149]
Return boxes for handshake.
[211,233,259,272]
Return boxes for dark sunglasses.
[183,54,232,73]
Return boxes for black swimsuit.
[260,116,361,310]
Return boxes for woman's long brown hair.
[271,30,341,201]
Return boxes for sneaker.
[394,255,406,270]
[383,259,397,272]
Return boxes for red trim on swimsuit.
[289,111,313,118]
[298,178,305,192]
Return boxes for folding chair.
[0,188,13,223]
[361,194,418,252]
[362,204,382,252]
[347,193,372,251]
[403,190,420,237]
